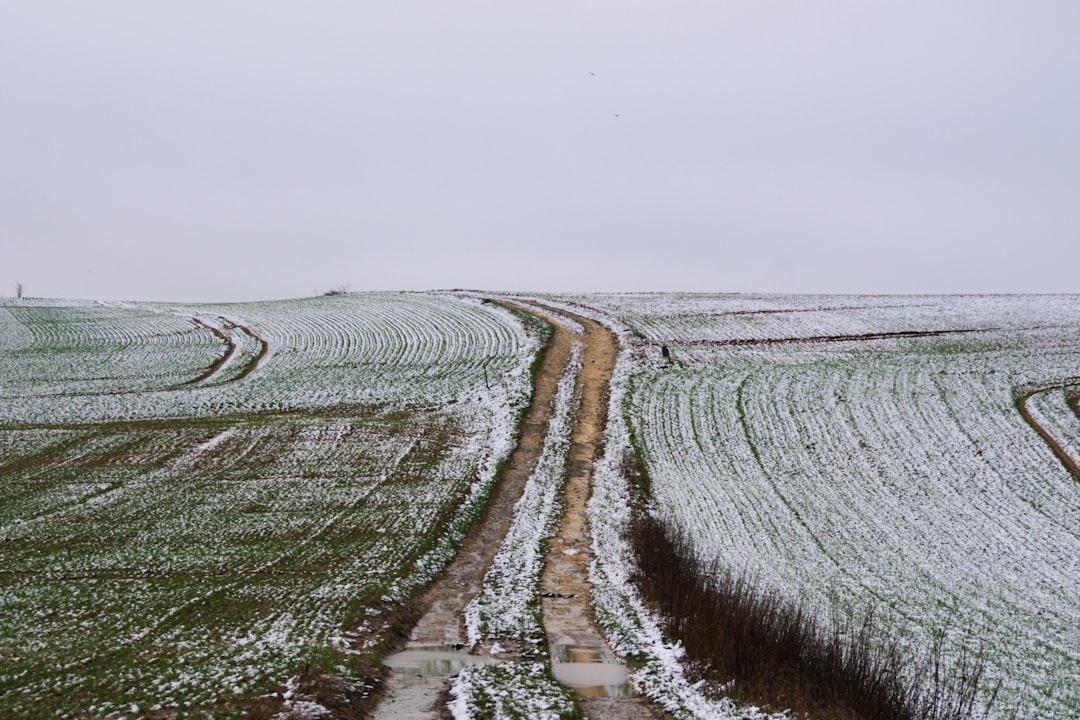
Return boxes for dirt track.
[371,299,658,719]
[186,316,269,385]
[1016,385,1080,483]
[528,304,659,720]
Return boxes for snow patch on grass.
[449,662,579,720]
[464,342,583,644]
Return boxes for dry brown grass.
[629,512,1001,720]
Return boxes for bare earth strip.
[372,304,573,719]
[232,320,271,381]
[186,316,270,385]
[1016,386,1080,482]
[185,317,238,384]
[527,304,660,720]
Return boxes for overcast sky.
[3,2,1079,303]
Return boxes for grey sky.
[3,1,1078,302]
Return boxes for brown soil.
[186,317,236,384]
[185,316,269,386]
[1068,389,1080,425]
[521,303,660,720]
[1016,386,1080,482]
[233,321,271,381]
[536,306,616,649]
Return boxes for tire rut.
[1016,384,1080,483]
[523,304,660,720]
[185,316,269,386]
[372,304,574,719]
[372,301,661,719]
[186,317,237,384]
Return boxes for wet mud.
[372,300,660,720]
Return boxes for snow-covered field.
[555,293,1080,718]
[6,291,1078,718]
[0,293,541,719]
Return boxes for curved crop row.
[0,293,533,424]
[0,302,222,400]
[0,292,542,719]
[560,293,1080,718]
[199,293,523,370]
[0,307,34,351]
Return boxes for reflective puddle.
[550,645,632,697]
[385,643,633,696]
[383,646,496,677]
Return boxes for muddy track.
[233,322,271,381]
[372,301,659,719]
[186,317,237,384]
[371,303,575,719]
[185,316,269,385]
[1016,384,1080,483]
[525,303,660,720]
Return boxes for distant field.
[0,293,540,719]
[557,293,1080,718]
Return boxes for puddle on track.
[383,646,496,677]
[550,645,632,698]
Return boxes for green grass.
[0,294,541,719]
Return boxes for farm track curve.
[371,300,659,720]
[1069,389,1080,424]
[1016,383,1080,483]
[185,316,269,386]
[0,315,270,401]
[186,317,237,384]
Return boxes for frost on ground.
[464,341,583,645]
[451,340,583,718]
[556,293,1080,719]
[0,293,541,719]
[0,292,532,424]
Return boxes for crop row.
[0,293,532,425]
[182,292,525,378]
[0,413,475,716]
[0,304,221,400]
[518,294,777,719]
[563,293,1080,348]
